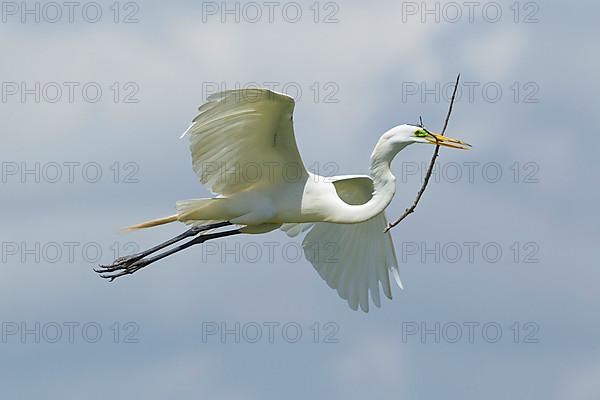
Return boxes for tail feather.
[125,198,228,231]
[176,198,228,225]
[125,214,178,231]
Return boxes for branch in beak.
[425,132,471,150]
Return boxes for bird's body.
[176,172,387,226]
[98,88,470,312]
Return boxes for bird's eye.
[415,129,428,137]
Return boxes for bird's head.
[386,124,471,150]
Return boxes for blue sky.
[1,0,599,399]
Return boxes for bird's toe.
[96,258,149,281]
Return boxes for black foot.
[94,223,241,282]
[95,256,148,282]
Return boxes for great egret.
[96,89,470,312]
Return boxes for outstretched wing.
[181,89,307,196]
[281,175,402,312]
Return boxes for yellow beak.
[424,132,471,150]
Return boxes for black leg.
[96,227,242,281]
[95,221,232,272]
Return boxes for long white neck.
[329,135,408,223]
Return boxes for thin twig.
[384,74,461,233]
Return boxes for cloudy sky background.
[1,0,599,398]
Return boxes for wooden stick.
[384,74,461,233]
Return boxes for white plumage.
[282,175,402,312]
[98,88,470,312]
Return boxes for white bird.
[96,89,470,312]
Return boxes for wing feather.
[182,89,307,195]
[282,175,402,312]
